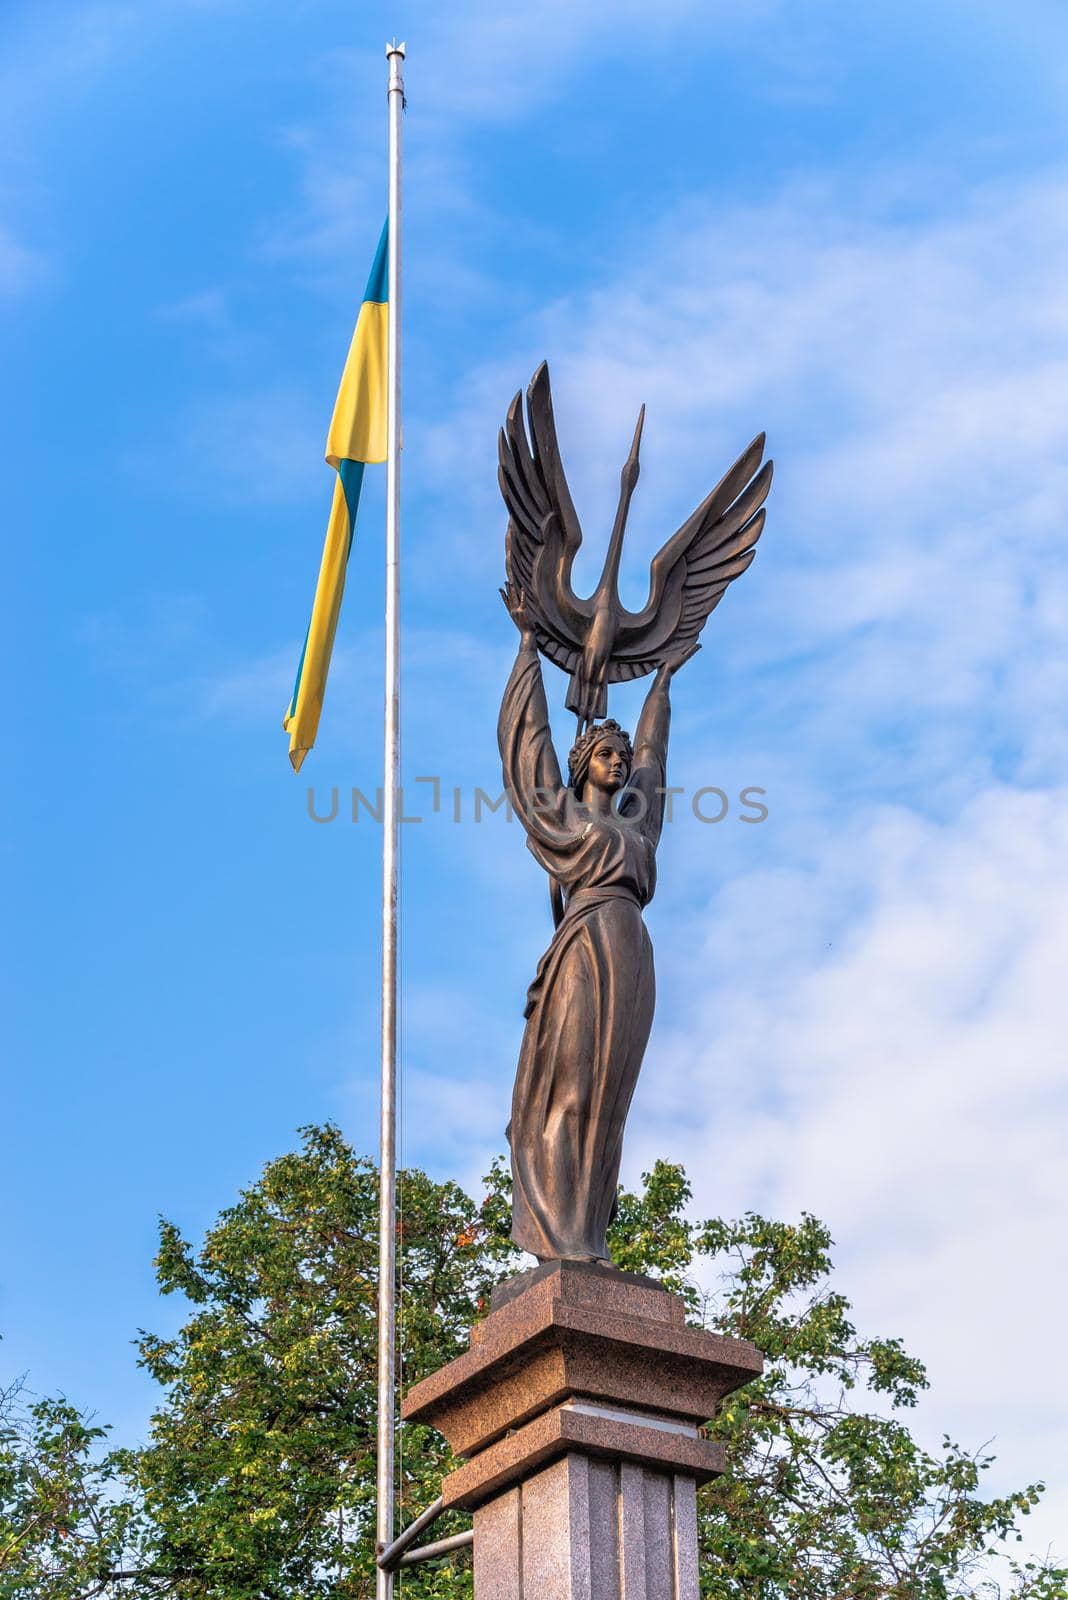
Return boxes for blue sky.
[4,0,1068,1561]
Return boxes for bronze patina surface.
[497,365,772,1263]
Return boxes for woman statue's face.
[586,735,630,795]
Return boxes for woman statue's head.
[567,719,633,800]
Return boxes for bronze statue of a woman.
[499,583,697,1261]
[496,363,771,1263]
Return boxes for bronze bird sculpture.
[500,362,772,729]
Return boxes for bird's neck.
[598,513,628,598]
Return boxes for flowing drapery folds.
[283,223,388,772]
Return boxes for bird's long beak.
[623,405,644,494]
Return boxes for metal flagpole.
[376,37,405,1600]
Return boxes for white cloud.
[201,644,298,722]
[418,167,1068,806]
[0,5,140,148]
[621,781,1068,1554]
[174,386,324,506]
[155,287,229,325]
[258,0,790,296]
[0,224,50,297]
[392,164,1068,1561]
[405,0,762,126]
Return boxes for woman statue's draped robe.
[498,640,672,1262]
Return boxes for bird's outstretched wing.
[611,434,772,678]
[499,363,591,676]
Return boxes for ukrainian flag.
[284,222,389,772]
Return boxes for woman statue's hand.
[657,640,701,683]
[500,581,536,644]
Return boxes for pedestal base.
[474,1453,699,1600]
[402,1260,762,1598]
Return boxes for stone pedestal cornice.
[402,1260,763,1595]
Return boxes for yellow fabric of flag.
[284,223,388,773]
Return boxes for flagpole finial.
[386,39,406,58]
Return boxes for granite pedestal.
[401,1259,763,1598]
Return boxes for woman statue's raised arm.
[627,640,701,846]
[497,583,566,844]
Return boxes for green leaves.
[0,1384,146,1600]
[607,1158,698,1301]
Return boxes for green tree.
[116,1126,513,1599]
[0,1379,146,1599]
[1,1125,1063,1599]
